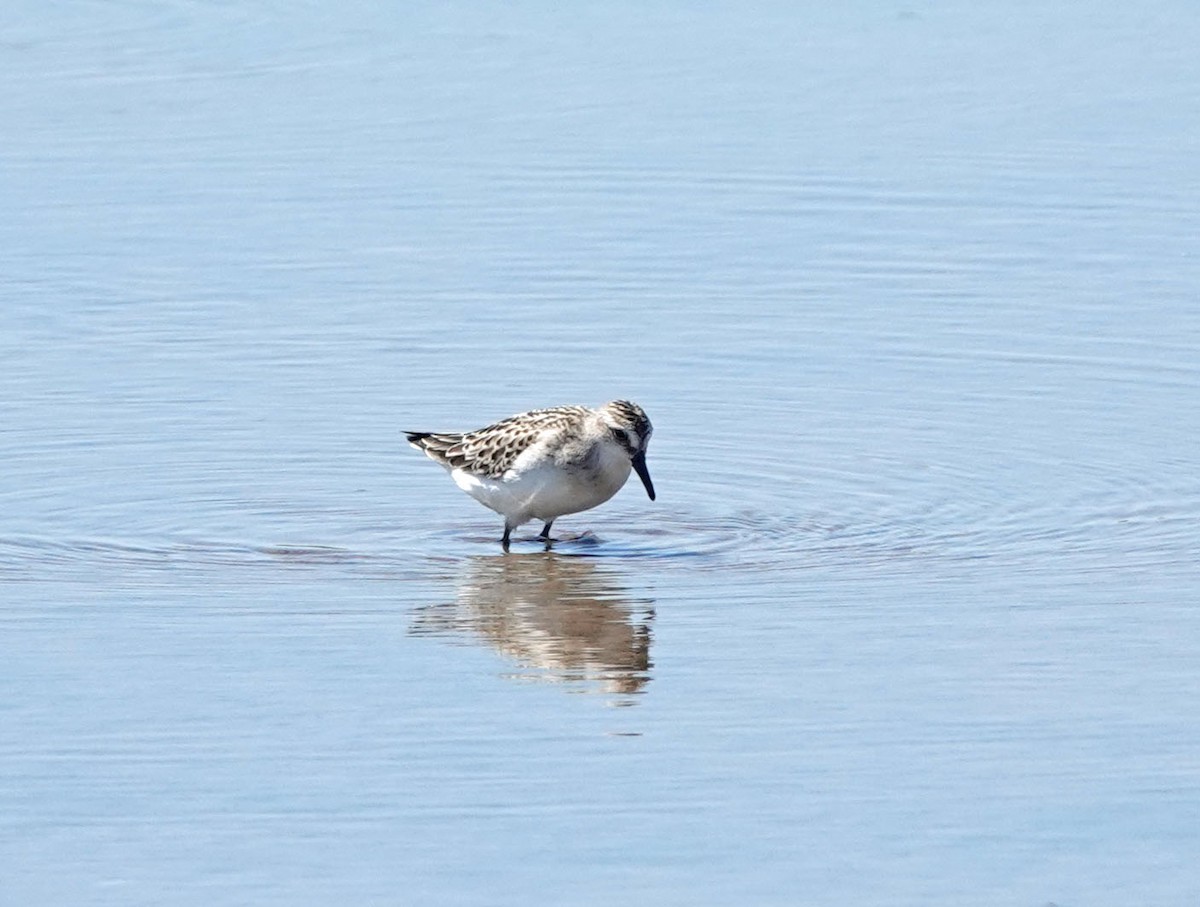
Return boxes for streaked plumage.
[406,401,655,550]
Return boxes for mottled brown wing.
[406,405,589,478]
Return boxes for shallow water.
[3,2,1200,904]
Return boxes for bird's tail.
[404,431,465,467]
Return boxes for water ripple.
[6,456,1194,586]
[0,536,425,583]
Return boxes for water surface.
[3,2,1200,904]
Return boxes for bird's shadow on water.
[411,551,656,701]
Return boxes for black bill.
[631,449,656,501]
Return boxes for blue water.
[3,2,1200,904]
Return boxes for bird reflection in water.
[412,554,654,698]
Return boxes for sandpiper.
[405,401,655,550]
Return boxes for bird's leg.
[537,520,555,542]
[501,523,513,552]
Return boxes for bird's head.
[599,400,655,500]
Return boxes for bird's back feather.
[405,405,591,478]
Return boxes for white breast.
[450,439,631,526]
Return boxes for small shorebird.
[405,401,655,550]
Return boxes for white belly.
[450,446,632,526]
